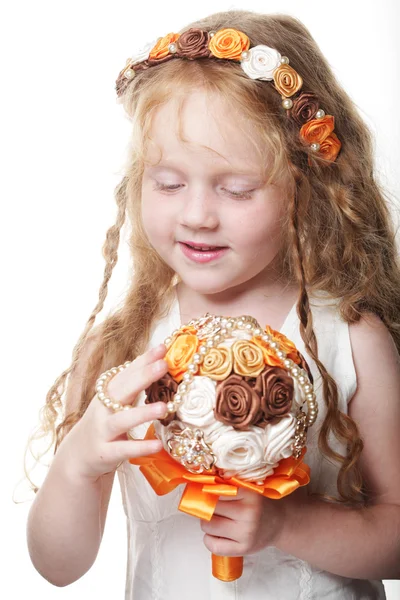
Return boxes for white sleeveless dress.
[117,287,386,599]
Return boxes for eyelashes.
[152,182,256,200]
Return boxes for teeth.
[190,245,218,251]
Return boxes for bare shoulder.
[348,311,400,391]
[347,312,400,504]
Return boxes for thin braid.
[289,179,365,504]
[22,177,129,489]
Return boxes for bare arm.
[26,335,168,587]
[26,448,115,587]
[27,329,115,587]
[276,490,400,580]
[275,313,400,580]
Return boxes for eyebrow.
[145,162,263,178]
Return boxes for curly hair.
[19,10,400,507]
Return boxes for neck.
[176,277,300,332]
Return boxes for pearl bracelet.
[95,361,134,412]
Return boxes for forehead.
[144,90,268,175]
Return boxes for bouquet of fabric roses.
[129,312,317,581]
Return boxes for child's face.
[141,90,289,296]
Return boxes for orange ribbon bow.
[129,423,310,581]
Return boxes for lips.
[181,241,227,251]
[178,242,229,264]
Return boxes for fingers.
[200,515,236,539]
[132,343,167,370]
[106,400,169,440]
[203,533,243,557]
[107,344,169,406]
[110,437,164,461]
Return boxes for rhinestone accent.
[166,426,216,473]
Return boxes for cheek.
[141,195,158,243]
[141,197,150,228]
[141,194,173,245]
[229,201,285,246]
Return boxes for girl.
[25,9,400,600]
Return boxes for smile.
[178,242,229,264]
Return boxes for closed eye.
[153,182,256,200]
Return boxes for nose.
[179,186,219,230]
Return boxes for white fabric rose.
[130,37,159,65]
[227,462,278,482]
[202,419,234,445]
[211,426,278,482]
[263,414,297,463]
[241,45,282,81]
[176,375,216,427]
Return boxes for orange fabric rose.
[178,325,198,335]
[149,32,180,60]
[264,325,301,364]
[251,337,285,368]
[315,132,342,163]
[252,327,301,367]
[166,325,198,350]
[273,64,303,97]
[166,334,199,382]
[209,28,250,60]
[300,115,335,145]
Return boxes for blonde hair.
[19,10,400,506]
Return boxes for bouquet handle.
[212,554,243,581]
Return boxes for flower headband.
[115,27,342,166]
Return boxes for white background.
[2,0,399,598]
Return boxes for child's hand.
[57,343,169,483]
[200,486,307,556]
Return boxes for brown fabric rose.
[288,91,320,127]
[215,373,262,430]
[145,373,178,425]
[177,28,211,59]
[256,365,294,421]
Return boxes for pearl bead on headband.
[115,27,342,166]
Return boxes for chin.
[177,271,244,297]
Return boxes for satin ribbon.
[129,424,310,581]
